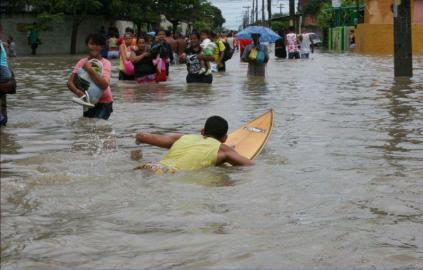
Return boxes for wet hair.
[157,29,166,35]
[203,116,228,140]
[85,33,105,46]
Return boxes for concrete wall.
[364,0,393,24]
[355,24,423,54]
[1,14,110,55]
[364,0,422,24]
[356,0,423,54]
[415,0,423,23]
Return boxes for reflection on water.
[1,53,423,268]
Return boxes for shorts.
[119,70,134,81]
[136,163,176,175]
[300,53,310,59]
[186,73,213,84]
[0,66,12,83]
[83,102,113,120]
[288,52,300,59]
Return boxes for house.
[355,0,423,54]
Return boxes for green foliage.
[317,2,333,29]
[271,21,289,32]
[156,0,225,31]
[303,0,330,15]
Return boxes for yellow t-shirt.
[159,135,221,171]
[213,39,226,63]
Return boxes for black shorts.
[186,73,213,84]
[288,52,300,59]
[217,62,226,72]
[83,102,113,120]
[119,71,134,81]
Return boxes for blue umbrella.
[235,26,281,43]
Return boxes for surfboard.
[225,109,274,160]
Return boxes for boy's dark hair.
[190,31,201,39]
[157,29,166,35]
[85,33,105,46]
[204,116,228,140]
[165,30,172,37]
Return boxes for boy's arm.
[67,73,84,97]
[135,132,183,149]
[167,44,174,62]
[218,144,255,166]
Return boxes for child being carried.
[199,38,216,75]
[72,58,103,107]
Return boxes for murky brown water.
[1,51,423,269]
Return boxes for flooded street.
[1,51,423,268]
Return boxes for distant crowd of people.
[1,23,320,125]
[275,27,316,60]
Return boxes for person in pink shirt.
[67,33,113,120]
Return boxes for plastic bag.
[123,59,134,76]
[256,50,265,64]
[248,48,258,61]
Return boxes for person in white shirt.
[298,30,314,59]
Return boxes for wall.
[364,0,393,24]
[355,0,423,54]
[415,0,423,23]
[1,14,110,55]
[355,24,423,54]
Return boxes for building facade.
[355,0,423,54]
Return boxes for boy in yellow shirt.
[134,116,253,173]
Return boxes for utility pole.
[278,3,284,15]
[243,6,251,25]
[252,0,255,24]
[289,0,295,29]
[262,0,265,25]
[255,0,259,23]
[267,0,272,26]
[393,0,413,77]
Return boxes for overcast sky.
[209,0,298,30]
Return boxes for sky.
[209,0,298,30]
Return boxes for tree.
[196,2,225,30]
[66,0,104,54]
[156,0,224,33]
[22,0,105,54]
[157,0,201,33]
[111,0,160,37]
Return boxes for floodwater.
[1,51,423,269]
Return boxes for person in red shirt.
[239,39,253,59]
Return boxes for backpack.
[222,41,234,62]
